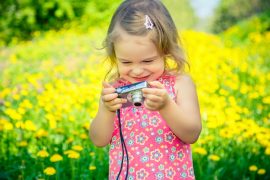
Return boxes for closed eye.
[142,59,154,63]
[121,61,131,64]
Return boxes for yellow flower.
[89,165,96,171]
[20,99,33,109]
[249,165,258,172]
[265,147,270,155]
[64,150,80,159]
[18,141,28,147]
[66,137,73,144]
[83,122,90,130]
[80,133,88,139]
[16,121,25,129]
[5,108,22,121]
[193,147,207,155]
[89,152,95,157]
[2,121,14,131]
[50,154,63,162]
[257,169,266,175]
[68,151,80,159]
[72,145,83,151]
[24,120,37,131]
[208,154,220,161]
[37,150,49,158]
[35,129,49,138]
[43,167,56,176]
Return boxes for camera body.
[116,81,149,108]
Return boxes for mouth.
[132,76,150,82]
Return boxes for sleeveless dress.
[109,72,195,180]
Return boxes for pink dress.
[109,72,195,180]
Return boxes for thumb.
[148,81,164,89]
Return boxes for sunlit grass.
[0,21,269,179]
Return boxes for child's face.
[114,30,165,83]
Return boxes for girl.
[90,0,202,179]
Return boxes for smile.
[132,76,150,82]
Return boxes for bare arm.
[89,82,127,147]
[142,74,202,144]
[89,100,115,147]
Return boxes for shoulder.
[175,73,196,88]
[174,73,197,99]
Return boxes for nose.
[132,66,144,76]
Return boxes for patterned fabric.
[109,72,195,180]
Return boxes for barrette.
[144,15,154,30]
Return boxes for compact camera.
[116,81,149,108]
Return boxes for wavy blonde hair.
[103,0,188,81]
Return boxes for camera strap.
[116,109,129,180]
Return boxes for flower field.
[0,18,270,179]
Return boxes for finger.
[102,87,116,95]
[142,88,165,97]
[107,104,123,111]
[144,101,157,111]
[107,98,127,106]
[102,93,118,102]
[148,81,165,89]
[111,104,123,110]
[143,94,162,102]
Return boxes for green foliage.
[0,0,121,45]
[162,0,198,30]
[221,12,270,45]
[211,0,270,33]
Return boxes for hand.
[101,82,127,112]
[142,81,170,111]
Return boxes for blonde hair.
[103,0,188,81]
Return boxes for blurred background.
[0,0,270,179]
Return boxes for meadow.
[0,16,269,179]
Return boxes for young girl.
[90,0,202,179]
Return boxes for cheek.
[152,61,165,71]
[117,64,129,75]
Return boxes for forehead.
[114,30,159,60]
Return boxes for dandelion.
[21,99,33,109]
[66,137,74,144]
[208,154,220,161]
[72,145,83,151]
[249,165,258,172]
[83,122,89,130]
[89,165,96,171]
[24,120,37,131]
[257,169,266,175]
[18,141,28,147]
[265,147,270,155]
[2,121,14,131]
[68,151,80,159]
[80,133,88,139]
[64,150,74,155]
[16,121,25,129]
[89,152,95,157]
[35,129,48,138]
[37,150,49,158]
[193,147,207,155]
[44,167,56,175]
[64,150,80,159]
[50,154,63,162]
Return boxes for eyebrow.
[117,55,159,62]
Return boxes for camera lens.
[131,90,143,106]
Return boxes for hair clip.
[144,15,154,30]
